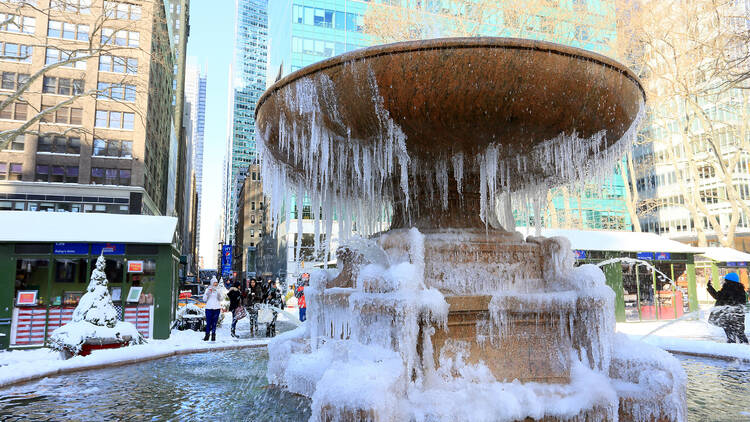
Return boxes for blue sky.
[186,2,234,267]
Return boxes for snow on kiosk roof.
[698,247,750,263]
[0,211,177,244]
[519,228,702,254]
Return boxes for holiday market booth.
[521,229,703,323]
[0,211,179,349]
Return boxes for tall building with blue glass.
[224,0,268,244]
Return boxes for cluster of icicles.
[258,65,645,261]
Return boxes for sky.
[186,2,235,268]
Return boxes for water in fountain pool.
[0,348,311,421]
[0,349,746,421]
[677,355,750,422]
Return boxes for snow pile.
[49,254,143,356]
[610,334,687,422]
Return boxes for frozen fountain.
[257,38,686,421]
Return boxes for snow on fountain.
[258,38,685,421]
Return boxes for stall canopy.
[519,228,703,254]
[697,247,750,265]
[0,211,177,244]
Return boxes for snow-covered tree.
[72,254,119,327]
[50,254,143,357]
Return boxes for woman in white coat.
[203,277,222,341]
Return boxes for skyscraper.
[223,0,268,244]
[184,59,207,263]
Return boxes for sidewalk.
[616,310,750,361]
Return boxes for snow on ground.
[616,310,750,361]
[0,311,296,389]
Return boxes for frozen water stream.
[0,350,744,421]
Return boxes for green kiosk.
[0,211,180,349]
[522,228,703,323]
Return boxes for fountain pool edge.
[0,341,269,390]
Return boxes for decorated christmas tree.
[50,254,144,357]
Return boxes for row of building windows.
[101,28,139,47]
[40,105,83,125]
[0,13,36,34]
[43,76,84,96]
[0,162,130,186]
[1,72,29,91]
[0,162,23,180]
[6,134,133,158]
[291,5,364,32]
[0,42,32,63]
[104,1,141,21]
[291,36,358,58]
[48,20,89,41]
[96,82,136,102]
[94,110,135,129]
[0,201,129,214]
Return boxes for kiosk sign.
[127,260,144,273]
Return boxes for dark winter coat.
[708,280,747,306]
[244,284,264,307]
[227,287,242,312]
[266,286,280,306]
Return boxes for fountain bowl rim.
[255,36,645,118]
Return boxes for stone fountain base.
[269,228,686,422]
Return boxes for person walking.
[227,281,245,338]
[265,279,283,337]
[708,272,749,344]
[244,278,263,336]
[203,277,222,341]
[296,282,306,322]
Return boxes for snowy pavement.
[0,311,301,389]
[616,311,750,362]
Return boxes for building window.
[0,102,28,120]
[0,42,32,63]
[0,13,35,34]
[41,105,83,125]
[93,138,132,158]
[99,55,137,74]
[101,28,139,47]
[97,82,136,102]
[47,20,89,41]
[3,163,23,180]
[91,167,130,185]
[35,165,78,183]
[37,135,81,154]
[1,72,29,91]
[251,202,255,210]
[95,110,135,129]
[104,1,141,20]
[251,215,255,224]
[8,134,24,151]
[50,0,92,14]
[45,48,86,69]
[42,76,84,96]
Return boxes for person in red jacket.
[296,284,306,322]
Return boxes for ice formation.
[49,255,144,356]
[259,66,645,254]
[267,231,686,421]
